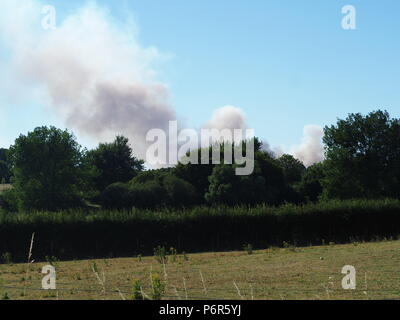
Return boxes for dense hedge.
[1,199,400,262]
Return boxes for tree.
[175,137,263,200]
[0,149,11,183]
[205,164,267,206]
[205,150,292,206]
[298,162,325,202]
[86,136,144,192]
[129,170,199,207]
[323,110,400,199]
[277,154,306,186]
[8,126,85,211]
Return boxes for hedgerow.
[0,199,399,262]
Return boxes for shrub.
[150,273,165,300]
[1,252,12,264]
[0,189,18,212]
[131,279,144,300]
[100,183,132,209]
[0,199,399,262]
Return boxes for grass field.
[0,239,399,300]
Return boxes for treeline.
[1,110,400,212]
[0,199,400,262]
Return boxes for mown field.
[0,239,399,300]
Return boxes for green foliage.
[45,255,59,266]
[0,149,11,184]
[101,170,199,209]
[323,110,400,199]
[150,273,165,300]
[154,246,168,264]
[162,174,199,207]
[205,151,293,206]
[243,243,253,255]
[100,183,132,209]
[205,164,267,205]
[1,252,12,264]
[131,279,144,300]
[298,162,325,202]
[277,154,306,185]
[174,138,263,200]
[85,135,144,192]
[0,188,18,212]
[1,292,10,300]
[0,199,399,262]
[8,126,85,211]
[169,247,177,262]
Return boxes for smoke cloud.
[0,0,176,158]
[0,1,326,167]
[203,106,247,131]
[291,125,325,167]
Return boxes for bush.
[100,183,132,209]
[0,189,19,212]
[0,199,400,262]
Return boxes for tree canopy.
[85,135,144,192]
[8,126,85,211]
[323,110,400,199]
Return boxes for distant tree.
[129,170,199,207]
[175,137,263,200]
[205,150,292,206]
[162,174,199,206]
[298,162,325,202]
[0,149,11,183]
[86,136,144,192]
[323,110,400,199]
[205,164,267,206]
[277,154,306,186]
[8,126,85,211]
[255,151,295,204]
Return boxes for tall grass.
[1,199,400,262]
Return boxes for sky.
[0,0,399,165]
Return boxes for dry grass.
[0,239,400,300]
[0,184,11,193]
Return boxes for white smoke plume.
[0,1,324,168]
[0,0,176,159]
[291,125,325,167]
[201,105,251,145]
[203,105,247,131]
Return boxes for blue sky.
[1,0,399,155]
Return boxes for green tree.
[0,149,11,183]
[205,149,287,206]
[277,154,306,185]
[129,170,199,208]
[86,136,144,192]
[8,126,85,211]
[175,137,263,200]
[323,110,400,199]
[298,162,325,202]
